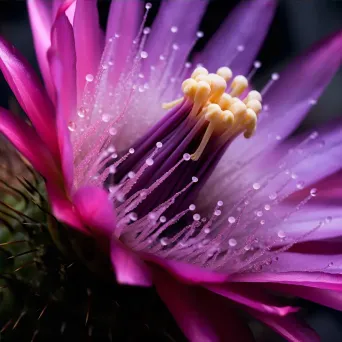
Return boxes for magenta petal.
[269,284,342,312]
[250,310,319,342]
[0,37,59,159]
[207,283,298,316]
[230,30,342,162]
[73,0,104,104]
[142,254,229,284]
[198,0,277,75]
[231,271,342,291]
[50,13,77,190]
[72,186,116,240]
[154,269,254,342]
[111,239,152,287]
[0,107,59,182]
[27,0,55,98]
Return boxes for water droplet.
[189,204,196,211]
[310,131,318,140]
[308,99,317,105]
[204,228,210,234]
[291,173,298,180]
[228,216,236,224]
[229,238,237,247]
[77,107,86,118]
[192,176,199,183]
[85,74,94,82]
[146,158,154,166]
[244,245,251,251]
[264,204,271,211]
[277,230,286,239]
[260,220,265,225]
[254,60,262,68]
[256,211,263,217]
[325,216,332,223]
[170,26,178,33]
[128,171,135,179]
[159,216,167,223]
[237,45,245,52]
[185,62,192,68]
[156,142,163,148]
[193,214,201,221]
[140,51,148,59]
[109,127,117,136]
[102,114,111,122]
[244,200,249,205]
[143,27,151,35]
[183,153,191,161]
[271,73,279,81]
[214,210,221,216]
[148,212,157,220]
[252,182,261,190]
[129,148,135,154]
[275,135,282,141]
[217,200,223,206]
[328,262,334,267]
[310,188,317,197]
[129,212,138,221]
[196,31,204,38]
[160,238,168,246]
[68,121,76,131]
[296,181,305,190]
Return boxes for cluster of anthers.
[164,66,263,160]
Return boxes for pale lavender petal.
[207,283,298,316]
[197,0,277,75]
[27,0,55,98]
[50,13,77,190]
[111,240,152,287]
[144,0,207,74]
[0,37,59,158]
[73,0,104,103]
[230,30,342,162]
[250,310,319,342]
[154,269,254,342]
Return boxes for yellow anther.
[230,75,248,97]
[218,93,232,110]
[204,103,222,121]
[221,110,235,126]
[246,99,262,115]
[244,90,262,103]
[243,108,257,138]
[216,67,233,82]
[229,99,247,118]
[162,97,184,109]
[191,67,208,79]
[207,74,227,103]
[190,81,211,117]
[182,78,198,99]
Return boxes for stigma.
[163,66,263,161]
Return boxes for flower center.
[163,66,263,160]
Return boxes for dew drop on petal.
[156,142,163,148]
[310,188,317,197]
[128,171,135,179]
[196,31,204,38]
[228,216,236,224]
[271,73,279,81]
[102,114,111,122]
[264,204,271,211]
[129,212,138,221]
[310,131,319,140]
[229,238,237,247]
[140,51,148,59]
[160,238,168,246]
[160,216,167,223]
[252,183,261,190]
[296,181,305,190]
[68,121,76,132]
[183,153,191,161]
[170,26,178,33]
[277,230,286,239]
[217,200,223,206]
[85,74,94,82]
[109,127,117,136]
[256,211,263,217]
[204,228,210,234]
[143,27,151,35]
[146,158,154,166]
[77,107,86,118]
[189,204,196,211]
[193,214,201,221]
[214,210,221,216]
[237,45,245,52]
[129,148,135,154]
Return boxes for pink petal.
[0,107,60,183]
[111,239,152,287]
[50,13,77,190]
[144,0,207,75]
[197,0,277,75]
[267,284,342,312]
[105,0,142,83]
[142,254,229,284]
[249,310,319,342]
[73,0,104,104]
[206,282,298,316]
[72,186,116,241]
[27,0,55,99]
[230,29,342,163]
[154,269,254,342]
[230,271,342,291]
[0,37,59,159]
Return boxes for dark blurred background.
[0,0,341,341]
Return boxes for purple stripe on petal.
[73,0,104,104]
[0,37,59,159]
[197,0,277,75]
[154,269,255,342]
